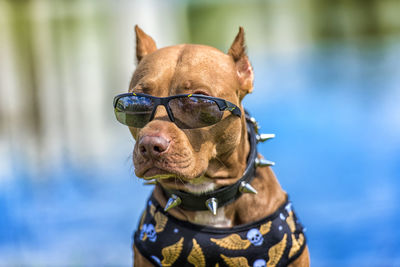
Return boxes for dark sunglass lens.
[169,96,223,129]
[114,95,154,127]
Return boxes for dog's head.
[128,26,254,192]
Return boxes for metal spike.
[249,117,260,134]
[249,117,257,124]
[143,180,157,185]
[205,198,218,216]
[256,133,275,143]
[239,181,258,194]
[164,194,181,212]
[255,158,275,167]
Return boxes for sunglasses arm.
[221,100,242,117]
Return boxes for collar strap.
[161,112,264,212]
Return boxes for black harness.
[134,195,306,267]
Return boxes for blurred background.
[1,0,399,266]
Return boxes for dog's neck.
[153,168,286,227]
[152,115,286,227]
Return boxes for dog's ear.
[228,27,254,98]
[135,25,157,62]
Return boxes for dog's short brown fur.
[129,26,309,266]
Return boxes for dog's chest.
[193,207,232,227]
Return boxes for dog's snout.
[138,135,170,158]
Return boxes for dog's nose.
[138,135,170,158]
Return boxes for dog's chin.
[137,167,216,194]
[134,156,199,179]
[140,167,177,180]
[137,166,197,181]
[159,175,216,194]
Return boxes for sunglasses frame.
[113,92,242,128]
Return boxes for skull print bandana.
[133,194,306,267]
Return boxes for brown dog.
[117,25,309,267]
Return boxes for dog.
[113,25,310,267]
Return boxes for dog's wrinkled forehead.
[130,44,240,102]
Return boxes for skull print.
[145,223,157,242]
[253,259,266,267]
[140,224,157,242]
[246,228,264,246]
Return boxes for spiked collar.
[156,112,275,214]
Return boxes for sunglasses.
[113,93,242,129]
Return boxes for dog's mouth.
[142,167,190,184]
[141,167,216,194]
[135,156,199,181]
[142,168,187,188]
[142,167,178,180]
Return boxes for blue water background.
[1,41,400,266]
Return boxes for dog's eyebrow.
[138,86,150,94]
[131,81,157,94]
